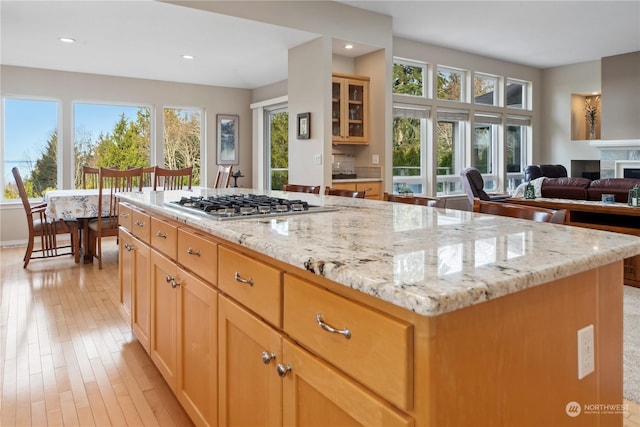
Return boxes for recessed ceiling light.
[182,54,195,60]
[59,37,76,43]
[344,44,354,50]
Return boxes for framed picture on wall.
[217,114,239,165]
[297,112,310,139]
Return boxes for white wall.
[1,65,251,244]
[540,60,602,171]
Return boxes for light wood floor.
[0,239,194,427]
[1,240,638,426]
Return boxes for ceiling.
[1,1,639,89]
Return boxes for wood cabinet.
[151,249,218,427]
[332,73,369,144]
[332,181,382,200]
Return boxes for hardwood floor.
[1,239,638,426]
[0,239,193,427]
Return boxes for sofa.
[524,164,567,181]
[541,177,640,203]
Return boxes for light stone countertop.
[117,188,640,317]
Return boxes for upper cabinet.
[332,73,369,144]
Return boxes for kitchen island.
[117,188,640,427]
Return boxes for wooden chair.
[473,199,566,223]
[214,165,233,188]
[12,167,79,268]
[142,166,155,188]
[88,167,143,269]
[324,187,366,198]
[282,184,321,194]
[82,166,100,189]
[384,192,446,208]
[153,166,193,191]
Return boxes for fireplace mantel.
[589,139,640,149]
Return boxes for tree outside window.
[164,108,201,185]
[393,61,425,97]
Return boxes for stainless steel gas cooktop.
[164,193,337,221]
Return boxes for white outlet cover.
[577,324,595,379]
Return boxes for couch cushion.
[524,164,568,181]
[541,177,590,200]
[587,178,640,203]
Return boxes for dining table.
[43,188,112,264]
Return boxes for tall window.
[393,59,426,97]
[74,103,150,188]
[506,115,530,190]
[473,113,501,190]
[436,109,467,195]
[3,98,59,200]
[392,105,428,194]
[474,73,499,106]
[164,107,201,185]
[437,66,465,102]
[266,107,288,190]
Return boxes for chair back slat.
[283,184,321,194]
[384,192,446,208]
[153,166,193,191]
[82,166,100,189]
[473,199,565,223]
[214,165,233,188]
[324,187,366,198]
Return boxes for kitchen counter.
[117,188,640,317]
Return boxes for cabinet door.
[177,268,217,427]
[151,250,178,390]
[345,78,368,143]
[282,339,413,427]
[218,296,282,427]
[119,229,134,316]
[132,238,151,353]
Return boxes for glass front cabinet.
[332,73,369,144]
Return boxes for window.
[473,113,501,190]
[437,66,465,102]
[393,59,426,97]
[74,103,151,188]
[163,107,202,185]
[506,78,530,110]
[436,109,468,195]
[506,115,530,190]
[392,105,428,194]
[266,107,288,190]
[474,73,499,106]
[3,98,59,200]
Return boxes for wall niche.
[571,94,601,141]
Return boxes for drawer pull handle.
[234,272,254,286]
[166,275,174,283]
[276,363,291,377]
[187,248,201,257]
[171,279,181,289]
[316,314,351,339]
[124,242,133,251]
[155,231,167,239]
[261,351,276,365]
[134,220,145,227]
[120,213,129,218]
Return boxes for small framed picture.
[297,112,310,139]
[217,114,239,165]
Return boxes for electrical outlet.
[577,324,594,379]
[372,154,379,165]
[314,154,322,165]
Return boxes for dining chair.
[82,166,100,189]
[12,167,79,268]
[473,199,565,223]
[282,184,321,194]
[214,165,233,188]
[324,187,366,198]
[384,192,446,208]
[153,166,193,191]
[142,166,155,188]
[88,167,143,269]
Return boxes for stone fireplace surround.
[589,140,640,179]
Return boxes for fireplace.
[615,160,640,179]
[589,140,640,179]
[624,168,640,179]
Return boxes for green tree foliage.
[30,130,58,197]
[96,111,150,170]
[392,117,420,176]
[437,71,461,101]
[393,64,423,96]
[270,112,288,190]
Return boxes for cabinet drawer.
[150,217,178,260]
[177,228,218,285]
[131,209,151,244]
[218,246,282,327]
[118,203,132,230]
[283,274,413,411]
